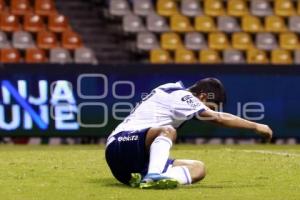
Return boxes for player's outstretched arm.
[198,109,273,140]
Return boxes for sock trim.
[162,159,174,173]
[181,166,192,185]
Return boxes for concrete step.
[56,0,134,63]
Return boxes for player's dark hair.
[188,78,226,106]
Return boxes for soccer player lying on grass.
[105,78,273,189]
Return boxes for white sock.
[147,136,173,174]
[162,166,192,185]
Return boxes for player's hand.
[255,123,273,141]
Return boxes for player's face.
[197,94,219,111]
[198,93,207,103]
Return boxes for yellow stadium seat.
[232,32,254,50]
[204,0,225,16]
[247,48,269,64]
[271,49,293,64]
[157,0,179,16]
[228,0,249,16]
[242,15,264,33]
[161,32,183,50]
[199,49,221,63]
[175,48,197,63]
[280,32,300,50]
[208,32,230,50]
[195,16,216,32]
[170,14,194,32]
[150,49,173,63]
[275,0,296,16]
[265,16,287,33]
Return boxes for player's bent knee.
[192,160,206,183]
[145,126,177,149]
[159,125,177,141]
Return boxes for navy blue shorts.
[105,128,174,185]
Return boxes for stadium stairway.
[55,0,134,63]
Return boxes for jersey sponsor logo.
[181,95,201,109]
[117,135,139,142]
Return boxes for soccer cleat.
[129,173,142,188]
[140,173,179,189]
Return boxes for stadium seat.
[0,48,21,63]
[195,16,216,32]
[255,33,278,50]
[37,30,58,49]
[247,48,269,64]
[199,49,221,63]
[62,31,83,50]
[146,12,170,33]
[279,32,300,50]
[123,14,145,33]
[11,0,32,16]
[217,16,241,33]
[175,48,197,64]
[24,13,45,32]
[170,14,194,32]
[294,50,300,64]
[137,32,159,51]
[250,0,273,16]
[25,48,47,63]
[161,32,183,50]
[75,47,98,64]
[48,14,70,33]
[0,13,21,32]
[265,16,287,33]
[271,49,292,64]
[274,0,296,16]
[242,15,264,33]
[184,32,207,50]
[288,16,300,33]
[109,0,130,16]
[12,31,35,49]
[157,0,179,16]
[204,0,225,16]
[208,32,230,50]
[232,32,254,50]
[50,48,72,64]
[150,49,173,63]
[35,0,57,16]
[223,49,246,64]
[181,0,202,17]
[133,0,154,16]
[0,31,11,48]
[228,0,249,16]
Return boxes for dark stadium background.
[0,0,300,144]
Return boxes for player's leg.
[161,159,206,184]
[139,125,178,188]
[145,125,177,174]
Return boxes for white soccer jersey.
[110,81,208,136]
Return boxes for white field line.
[240,150,300,157]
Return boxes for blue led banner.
[0,64,299,138]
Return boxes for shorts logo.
[181,95,201,109]
[117,135,139,142]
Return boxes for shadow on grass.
[191,184,265,189]
[87,177,130,189]
[87,178,265,190]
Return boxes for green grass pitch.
[0,144,300,200]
